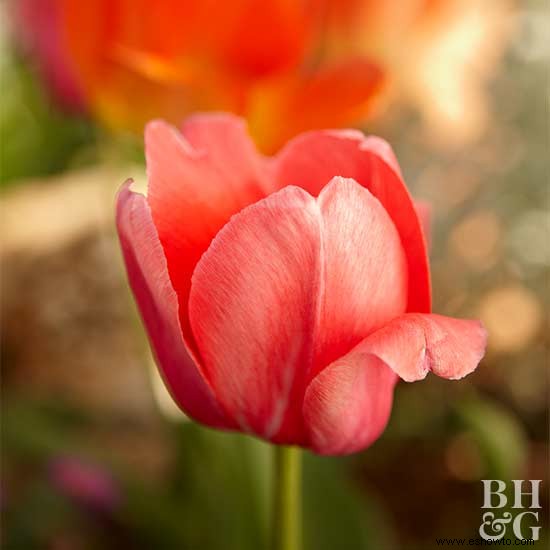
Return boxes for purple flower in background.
[15,0,85,111]
[49,456,121,512]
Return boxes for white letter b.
[482,480,507,508]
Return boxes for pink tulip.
[116,114,487,456]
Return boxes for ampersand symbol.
[479,511,513,541]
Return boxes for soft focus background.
[1,1,548,549]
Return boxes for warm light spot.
[508,209,550,267]
[478,286,542,353]
[403,0,514,147]
[415,166,482,212]
[450,210,501,270]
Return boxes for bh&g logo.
[479,480,542,541]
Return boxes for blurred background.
[1,0,548,548]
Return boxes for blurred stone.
[1,167,157,421]
[477,285,542,353]
[0,164,145,255]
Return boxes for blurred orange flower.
[15,0,513,151]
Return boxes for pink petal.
[303,354,398,455]
[272,131,431,313]
[145,115,267,349]
[303,313,486,455]
[189,185,321,442]
[188,178,407,444]
[311,177,408,379]
[116,181,231,428]
[355,313,488,382]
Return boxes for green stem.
[272,446,302,550]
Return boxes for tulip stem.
[272,445,302,550]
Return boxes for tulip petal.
[189,177,407,443]
[303,354,398,455]
[303,313,486,455]
[116,181,231,428]
[250,58,385,153]
[145,115,267,349]
[311,177,408,378]
[353,313,488,382]
[189,185,321,442]
[272,131,431,313]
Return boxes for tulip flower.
[116,113,487,455]
[116,113,487,549]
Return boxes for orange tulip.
[16,0,385,152]
[16,0,512,151]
